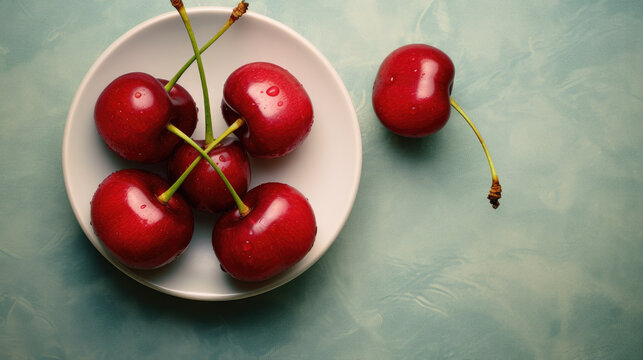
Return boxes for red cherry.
[212,182,317,282]
[90,169,194,269]
[221,62,314,158]
[373,44,502,208]
[94,72,197,163]
[372,44,454,137]
[167,138,251,213]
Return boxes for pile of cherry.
[90,1,316,282]
[89,1,501,284]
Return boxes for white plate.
[62,7,361,300]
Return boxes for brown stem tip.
[488,182,502,209]
[230,1,249,22]
[171,0,184,10]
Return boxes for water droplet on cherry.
[409,106,418,115]
[134,92,142,98]
[140,204,146,209]
[242,241,252,251]
[277,101,284,107]
[266,86,280,96]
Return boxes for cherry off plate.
[63,7,362,301]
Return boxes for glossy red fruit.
[167,138,251,213]
[372,44,455,137]
[221,62,314,158]
[212,182,317,282]
[94,72,197,163]
[90,169,194,269]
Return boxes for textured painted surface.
[1,0,642,358]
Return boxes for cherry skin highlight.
[212,182,317,282]
[90,169,194,270]
[94,72,197,163]
[167,138,251,213]
[221,62,314,158]
[372,44,454,137]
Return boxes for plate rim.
[62,6,362,301]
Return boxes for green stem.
[164,1,248,93]
[450,97,502,209]
[173,3,215,144]
[156,119,243,204]
[161,122,250,216]
[164,22,232,94]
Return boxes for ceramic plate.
[62,7,361,300]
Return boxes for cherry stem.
[160,121,250,216]
[172,1,215,144]
[157,118,243,204]
[164,1,249,93]
[450,97,502,209]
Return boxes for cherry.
[373,44,454,137]
[212,182,317,282]
[167,138,251,212]
[90,169,194,269]
[372,44,502,208]
[221,62,314,158]
[94,72,197,163]
[93,1,249,164]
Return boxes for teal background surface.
[1,0,642,358]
